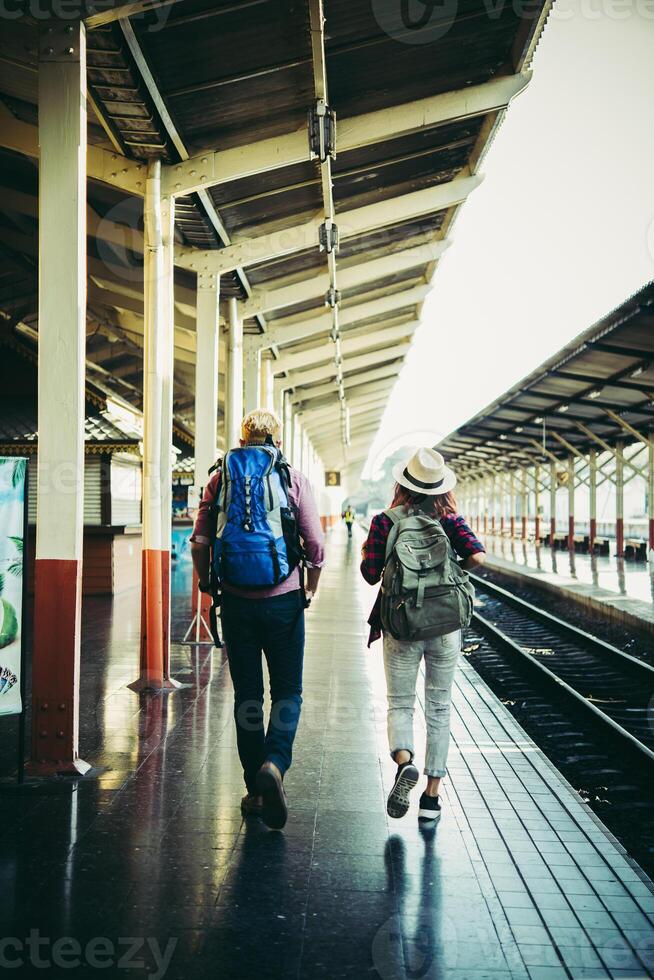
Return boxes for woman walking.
[360,448,485,822]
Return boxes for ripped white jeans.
[383,630,461,778]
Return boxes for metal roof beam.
[276,320,417,374]
[286,343,410,388]
[175,177,479,275]
[162,73,531,197]
[242,242,442,319]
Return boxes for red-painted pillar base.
[616,518,624,558]
[649,518,654,551]
[28,558,91,776]
[535,516,541,542]
[483,515,488,535]
[510,516,515,538]
[569,516,575,549]
[521,516,527,540]
[491,516,496,534]
[550,517,556,545]
[130,549,179,692]
[500,517,505,535]
[590,518,597,553]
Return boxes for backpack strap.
[382,506,406,562]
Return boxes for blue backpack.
[210,445,303,589]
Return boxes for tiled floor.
[483,533,654,630]
[1,527,653,978]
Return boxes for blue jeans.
[220,590,305,793]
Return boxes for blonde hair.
[241,409,281,444]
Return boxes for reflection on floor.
[1,528,653,978]
[484,533,654,629]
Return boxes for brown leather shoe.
[255,761,288,830]
[240,793,263,817]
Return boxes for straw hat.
[392,448,457,496]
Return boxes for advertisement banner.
[0,458,27,718]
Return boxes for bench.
[591,537,610,556]
[624,538,647,561]
[573,534,589,554]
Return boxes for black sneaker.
[418,792,441,822]
[386,760,419,819]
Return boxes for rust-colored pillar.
[615,440,624,558]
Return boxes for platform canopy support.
[244,338,262,415]
[649,441,654,552]
[30,17,91,776]
[589,449,597,553]
[132,161,180,693]
[534,463,541,542]
[567,454,575,550]
[615,440,624,558]
[226,297,244,451]
[549,460,557,546]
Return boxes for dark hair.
[390,482,457,519]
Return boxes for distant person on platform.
[190,409,325,830]
[342,506,356,538]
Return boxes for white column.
[31,18,89,774]
[292,416,303,469]
[133,159,178,692]
[243,338,261,414]
[226,297,243,449]
[282,390,293,452]
[194,272,220,488]
[261,355,275,412]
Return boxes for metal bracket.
[39,21,82,64]
[319,220,339,254]
[325,287,340,308]
[308,99,336,162]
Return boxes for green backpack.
[380,506,475,642]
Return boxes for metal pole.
[261,356,275,412]
[534,463,541,542]
[568,454,575,550]
[491,474,496,534]
[226,297,243,449]
[589,448,597,553]
[243,339,261,414]
[649,440,654,553]
[615,440,624,557]
[30,18,90,775]
[550,459,557,546]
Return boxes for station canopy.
[0,0,551,477]
[437,281,654,478]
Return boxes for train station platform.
[482,533,654,634]
[1,527,653,979]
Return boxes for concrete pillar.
[534,464,541,542]
[244,338,261,414]
[490,475,496,534]
[193,271,220,625]
[261,356,275,412]
[226,297,243,449]
[509,471,516,538]
[133,160,179,693]
[521,469,528,540]
[550,460,557,545]
[589,448,597,552]
[567,455,575,549]
[615,440,624,557]
[293,416,303,470]
[283,391,293,456]
[31,18,90,775]
[194,273,220,485]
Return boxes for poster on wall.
[0,457,27,718]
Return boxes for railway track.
[469,573,654,771]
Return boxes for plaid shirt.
[360,511,485,646]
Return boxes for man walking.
[191,410,325,829]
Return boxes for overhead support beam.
[84,0,178,27]
[242,242,446,319]
[175,178,476,276]
[277,321,418,374]
[286,343,411,388]
[162,73,530,197]
[257,285,430,349]
[292,367,398,405]
[0,102,145,196]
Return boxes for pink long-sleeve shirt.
[190,465,325,599]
